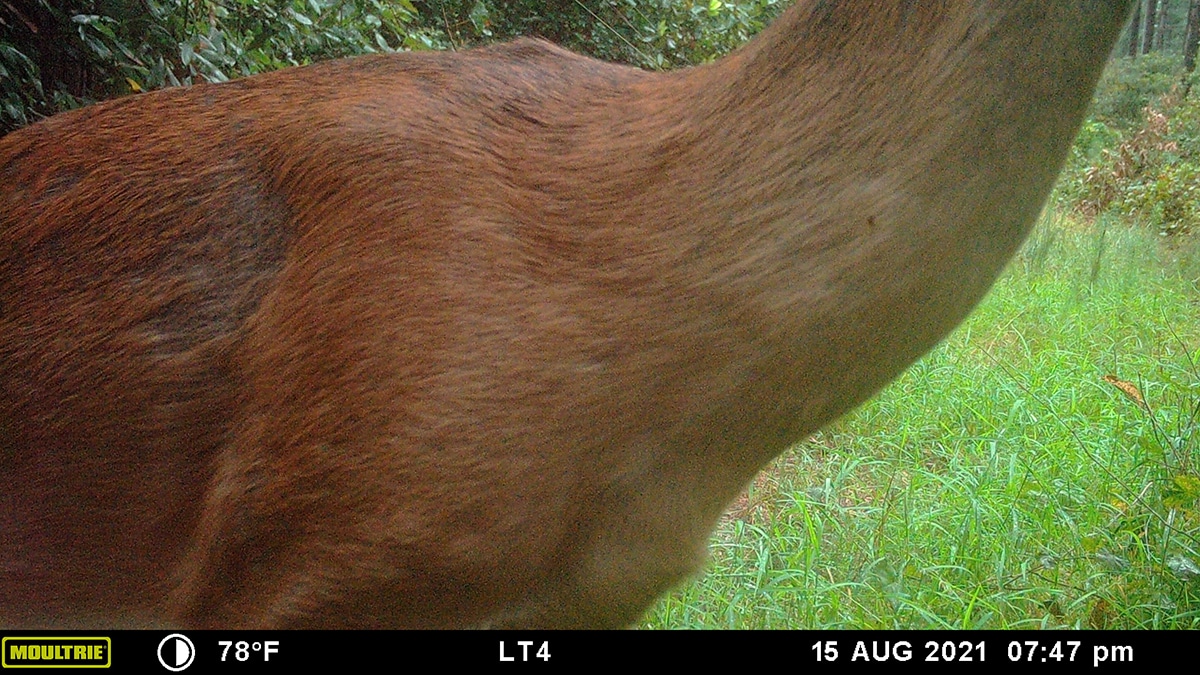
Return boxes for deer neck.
[579,2,1130,465]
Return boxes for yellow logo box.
[2,637,111,668]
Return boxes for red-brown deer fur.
[1,1,1132,628]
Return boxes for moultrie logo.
[2,637,111,668]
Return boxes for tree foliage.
[0,0,784,136]
[435,0,783,68]
[0,0,434,134]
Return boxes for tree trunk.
[1184,0,1200,94]
[1145,0,1160,52]
[1155,0,1171,50]
[1130,0,1144,55]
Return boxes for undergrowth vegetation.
[1056,55,1200,236]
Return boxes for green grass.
[642,211,1200,629]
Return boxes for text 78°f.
[499,641,550,662]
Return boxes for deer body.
[1,1,1132,628]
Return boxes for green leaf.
[1167,555,1200,580]
[1163,474,1200,510]
[403,33,435,51]
[470,0,492,33]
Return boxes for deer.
[0,1,1133,629]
